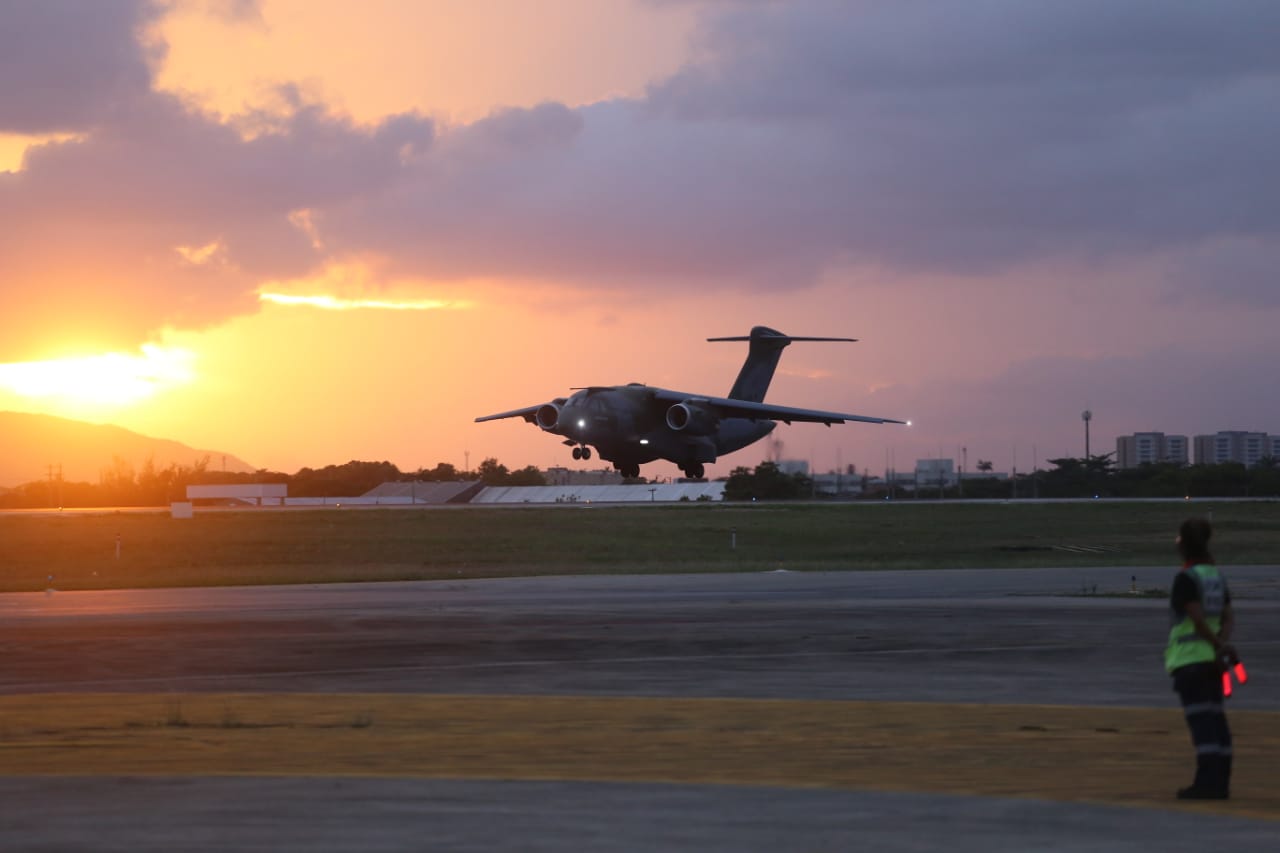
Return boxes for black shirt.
[1170,566,1231,617]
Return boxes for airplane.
[475,326,907,480]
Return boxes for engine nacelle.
[666,402,719,435]
[536,403,562,431]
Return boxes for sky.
[1,0,1278,482]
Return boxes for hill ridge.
[0,411,255,488]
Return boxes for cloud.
[257,293,464,312]
[2,0,1279,363]
[1163,237,1280,308]
[0,84,433,359]
[327,0,1280,290]
[867,344,1280,465]
[0,0,159,134]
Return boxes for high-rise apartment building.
[1116,432,1189,468]
[1193,431,1279,467]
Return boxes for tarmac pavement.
[2,566,1277,851]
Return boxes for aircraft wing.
[651,389,906,426]
[474,405,542,424]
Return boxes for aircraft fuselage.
[549,385,775,476]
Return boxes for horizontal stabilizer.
[707,334,857,343]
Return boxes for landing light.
[906,420,913,427]
[640,439,649,445]
[577,419,586,429]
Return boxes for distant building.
[1193,431,1279,467]
[915,458,956,487]
[186,483,287,506]
[812,471,865,496]
[544,467,625,486]
[776,459,810,476]
[1116,432,1189,469]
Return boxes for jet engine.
[535,403,562,431]
[665,401,719,435]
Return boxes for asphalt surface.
[2,566,1278,851]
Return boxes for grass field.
[2,693,1277,819]
[2,500,1277,592]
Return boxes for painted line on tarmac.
[1,693,1277,820]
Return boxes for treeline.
[889,456,1280,501]
[0,456,544,508]
[723,457,1280,502]
[723,462,813,501]
[1022,456,1280,500]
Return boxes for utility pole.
[1011,445,1018,500]
[1082,410,1092,460]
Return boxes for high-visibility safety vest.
[1165,563,1227,673]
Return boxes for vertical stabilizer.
[707,327,856,403]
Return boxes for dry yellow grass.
[1,693,1276,819]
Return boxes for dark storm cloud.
[0,0,159,133]
[327,0,1280,291]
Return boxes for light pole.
[1081,410,1092,460]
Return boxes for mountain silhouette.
[0,411,254,488]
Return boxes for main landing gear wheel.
[682,463,705,479]
[620,464,640,479]
[572,446,592,460]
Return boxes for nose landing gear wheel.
[572,446,592,461]
[572,447,582,460]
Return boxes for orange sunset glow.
[1,1,1277,487]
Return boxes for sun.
[0,345,195,415]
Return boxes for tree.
[424,462,459,481]
[507,465,547,486]
[477,458,510,485]
[976,460,994,474]
[723,462,811,501]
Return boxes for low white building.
[186,483,287,506]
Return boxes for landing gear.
[681,463,705,480]
[620,464,641,479]
[572,445,592,461]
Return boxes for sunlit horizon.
[0,345,196,417]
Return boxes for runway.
[2,567,1278,850]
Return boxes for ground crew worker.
[1166,517,1235,800]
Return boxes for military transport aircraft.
[475,326,907,480]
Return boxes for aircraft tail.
[708,326,856,403]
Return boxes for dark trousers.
[1172,662,1233,792]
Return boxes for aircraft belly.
[715,419,775,456]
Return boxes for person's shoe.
[1177,785,1228,800]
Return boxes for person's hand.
[1218,643,1239,666]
